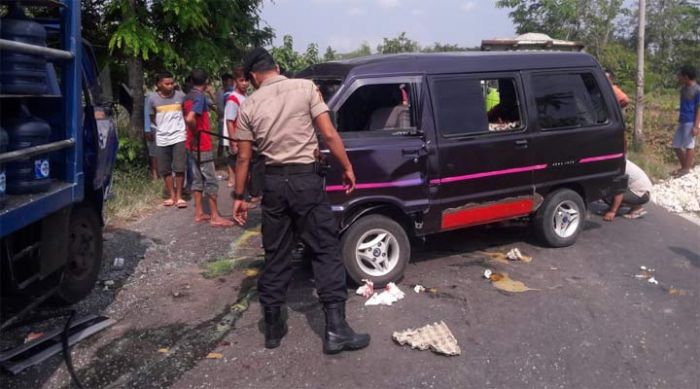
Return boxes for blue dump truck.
[0,0,118,316]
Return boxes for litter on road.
[23,332,44,344]
[635,266,661,285]
[506,248,532,263]
[392,321,460,356]
[481,248,533,264]
[413,284,426,293]
[113,257,125,268]
[365,282,405,306]
[355,279,374,298]
[484,271,537,292]
[205,352,224,359]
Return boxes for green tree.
[323,46,337,61]
[642,0,700,88]
[269,35,319,73]
[421,42,475,52]
[86,0,272,137]
[377,32,419,54]
[496,0,625,57]
[337,42,372,59]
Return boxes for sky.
[258,0,517,54]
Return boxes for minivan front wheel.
[340,214,410,287]
[534,189,585,247]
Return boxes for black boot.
[263,306,288,349]
[323,302,370,354]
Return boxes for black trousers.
[258,171,347,307]
[248,152,265,198]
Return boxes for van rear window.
[532,73,609,130]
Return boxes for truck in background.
[0,0,118,317]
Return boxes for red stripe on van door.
[441,198,534,231]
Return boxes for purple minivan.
[298,52,627,286]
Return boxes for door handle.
[402,148,421,157]
[514,139,528,149]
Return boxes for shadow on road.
[668,245,700,268]
[0,227,151,388]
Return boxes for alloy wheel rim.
[552,200,581,238]
[355,228,400,277]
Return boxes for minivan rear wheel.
[340,214,410,288]
[533,189,585,247]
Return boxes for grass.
[202,256,264,279]
[624,90,680,181]
[104,168,162,224]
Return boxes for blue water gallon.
[0,5,49,95]
[0,125,7,208]
[5,104,52,193]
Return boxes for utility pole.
[633,0,646,151]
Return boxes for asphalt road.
[1,186,698,389]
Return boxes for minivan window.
[432,77,523,137]
[533,73,609,130]
[337,83,415,134]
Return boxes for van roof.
[297,51,600,80]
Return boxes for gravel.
[651,166,700,215]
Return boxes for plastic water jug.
[0,5,49,95]
[5,105,52,193]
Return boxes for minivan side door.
[322,76,430,224]
[425,72,537,232]
[524,68,626,203]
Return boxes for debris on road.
[635,266,660,285]
[23,332,44,344]
[158,348,169,354]
[506,248,532,263]
[484,271,536,292]
[355,279,374,298]
[481,248,533,264]
[392,321,460,356]
[102,280,115,291]
[668,287,688,296]
[413,284,426,293]
[243,268,259,277]
[365,282,405,306]
[113,257,125,268]
[651,166,700,214]
[205,352,223,359]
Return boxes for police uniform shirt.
[234,75,329,166]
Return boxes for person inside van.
[487,79,520,131]
[603,160,652,221]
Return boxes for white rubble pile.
[651,167,700,214]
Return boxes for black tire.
[340,214,410,288]
[55,205,103,304]
[533,189,586,248]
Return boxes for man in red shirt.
[183,68,233,227]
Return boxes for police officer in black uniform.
[232,48,370,354]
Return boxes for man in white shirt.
[148,71,188,208]
[604,159,652,221]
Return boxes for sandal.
[623,209,647,219]
[162,199,175,207]
[176,199,188,209]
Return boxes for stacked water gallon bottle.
[0,4,56,209]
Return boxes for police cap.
[242,47,276,79]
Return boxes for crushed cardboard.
[392,321,460,356]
